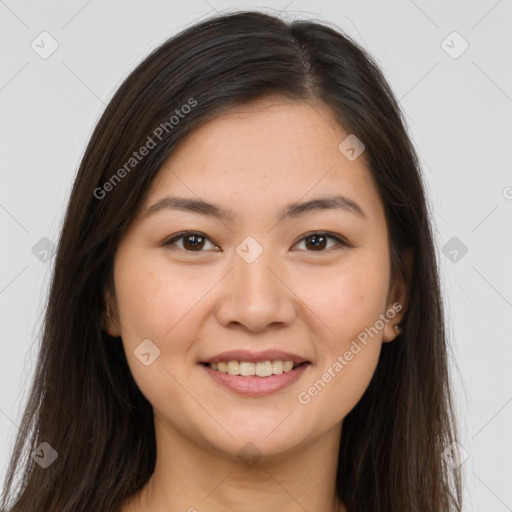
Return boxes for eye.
[163,231,348,253]
[292,232,348,252]
[163,231,219,252]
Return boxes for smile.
[207,360,298,376]
[201,361,311,397]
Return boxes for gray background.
[1,0,511,509]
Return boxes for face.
[105,96,407,459]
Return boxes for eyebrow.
[142,194,366,222]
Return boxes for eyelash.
[162,231,349,254]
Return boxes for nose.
[214,244,297,333]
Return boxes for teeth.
[239,362,255,376]
[272,360,283,374]
[208,360,298,376]
[227,361,239,375]
[256,361,272,377]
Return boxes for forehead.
[144,97,382,222]
[165,97,351,173]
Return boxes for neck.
[121,416,346,512]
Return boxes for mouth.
[201,360,308,377]
[199,352,311,397]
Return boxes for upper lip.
[200,350,310,364]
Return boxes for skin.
[106,96,409,512]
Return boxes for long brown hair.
[1,11,463,511]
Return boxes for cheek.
[295,255,389,420]
[114,256,198,408]
[114,252,218,391]
[296,269,386,421]
[299,255,390,341]
[297,343,381,427]
[114,252,207,343]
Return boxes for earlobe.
[383,311,404,343]
[382,306,405,343]
[102,291,120,338]
[101,303,114,337]
[104,303,114,336]
[383,248,413,343]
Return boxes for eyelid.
[163,231,220,252]
[163,230,350,252]
[294,230,351,249]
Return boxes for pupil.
[307,235,326,250]
[185,235,203,250]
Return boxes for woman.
[0,10,463,512]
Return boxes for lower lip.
[201,363,311,397]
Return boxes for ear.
[102,287,121,338]
[382,248,413,343]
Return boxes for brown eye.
[163,231,347,254]
[182,234,206,251]
[294,233,347,252]
[305,234,328,251]
[164,232,218,252]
